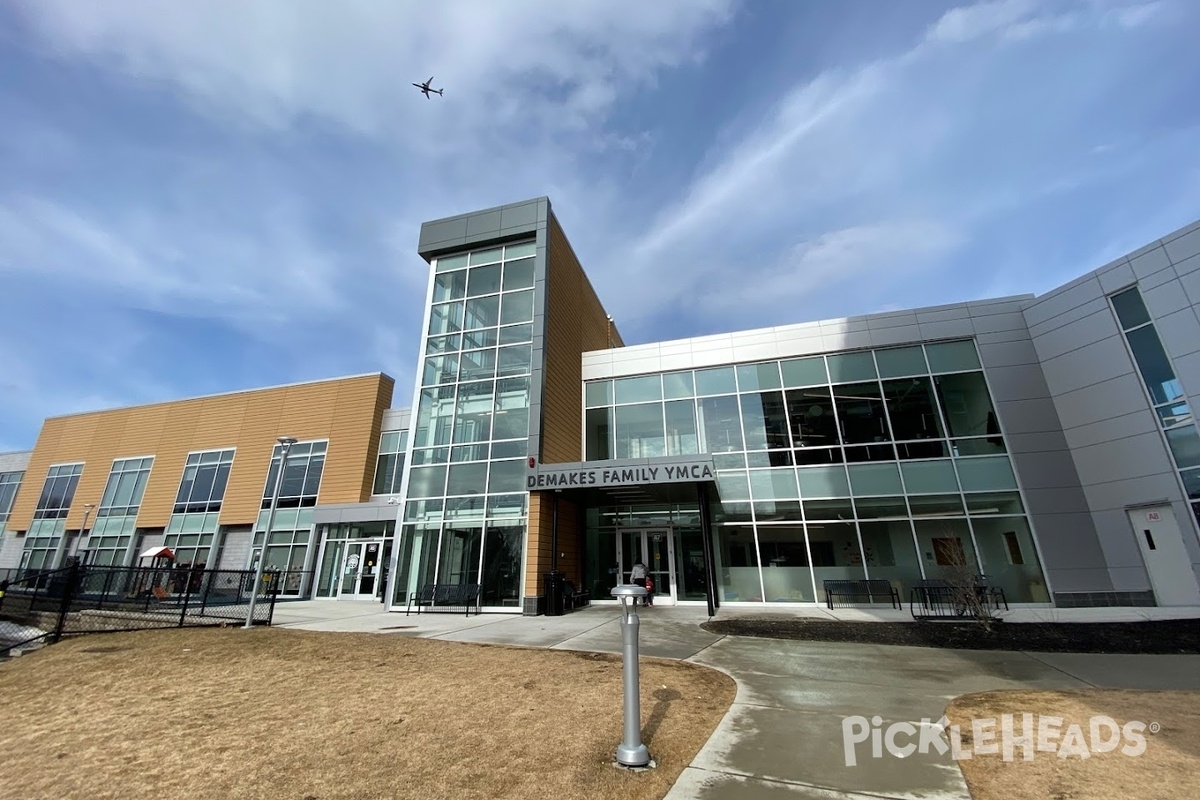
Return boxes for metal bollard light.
[611,584,651,767]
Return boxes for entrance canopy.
[526,454,718,505]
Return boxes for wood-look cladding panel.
[541,216,623,465]
[8,375,394,531]
[524,492,582,595]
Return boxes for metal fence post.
[199,570,213,618]
[178,579,192,628]
[53,562,81,644]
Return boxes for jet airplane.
[413,77,444,98]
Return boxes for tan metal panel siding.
[542,216,623,464]
[524,492,582,595]
[7,375,394,532]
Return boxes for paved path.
[272,601,1200,799]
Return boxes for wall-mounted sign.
[1146,511,1161,522]
[527,457,717,490]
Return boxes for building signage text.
[527,461,715,490]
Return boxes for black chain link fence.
[1,563,282,657]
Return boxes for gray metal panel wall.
[1023,217,1200,596]
[957,298,1108,597]
[0,531,23,569]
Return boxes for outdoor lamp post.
[244,435,297,628]
[611,583,651,768]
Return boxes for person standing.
[630,559,648,606]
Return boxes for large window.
[175,450,235,513]
[395,239,536,608]
[582,340,1049,603]
[33,463,83,520]
[0,471,22,529]
[87,457,154,566]
[98,457,153,518]
[374,430,409,495]
[1111,286,1200,526]
[261,441,326,509]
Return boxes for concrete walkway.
[271,601,1200,799]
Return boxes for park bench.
[405,583,482,617]
[909,577,1009,619]
[823,579,901,609]
[562,580,590,611]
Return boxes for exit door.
[339,540,384,600]
[617,528,676,606]
[1127,505,1200,606]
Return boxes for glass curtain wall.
[584,340,1049,603]
[253,441,326,595]
[1110,286,1200,528]
[88,457,153,565]
[21,463,83,573]
[373,430,409,495]
[394,240,535,609]
[163,449,235,571]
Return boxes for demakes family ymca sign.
[526,456,716,490]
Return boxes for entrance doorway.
[1127,505,1200,606]
[339,540,386,600]
[617,528,676,606]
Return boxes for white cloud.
[11,0,734,152]
[694,220,965,318]
[926,0,1037,43]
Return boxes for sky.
[1,0,1199,451]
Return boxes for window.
[374,430,409,495]
[261,441,327,509]
[98,457,153,517]
[175,450,235,514]
[33,463,83,520]
[0,471,22,528]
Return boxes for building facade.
[2,198,1199,612]
[0,374,394,599]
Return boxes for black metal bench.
[563,581,590,611]
[823,579,901,609]
[909,577,1009,620]
[405,583,482,617]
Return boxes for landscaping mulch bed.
[700,616,1200,653]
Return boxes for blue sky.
[1,0,1199,451]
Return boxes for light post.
[244,435,297,628]
[78,503,94,563]
[611,583,651,768]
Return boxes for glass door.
[617,528,676,606]
[338,540,384,600]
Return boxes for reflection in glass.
[665,400,699,455]
[615,403,666,458]
[971,517,1047,602]
[834,382,891,444]
[1126,326,1185,405]
[716,526,761,602]
[787,387,838,448]
[698,395,744,452]
[741,392,790,450]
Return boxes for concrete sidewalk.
[271,601,1200,799]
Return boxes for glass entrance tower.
[387,198,621,613]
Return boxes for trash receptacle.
[544,571,565,616]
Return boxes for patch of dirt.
[947,689,1200,800]
[701,616,1200,653]
[0,628,735,800]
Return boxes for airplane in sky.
[412,76,444,99]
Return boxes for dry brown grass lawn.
[0,628,734,800]
[947,689,1200,800]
